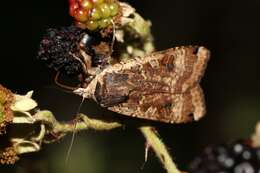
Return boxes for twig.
[252,121,260,147]
[140,126,181,173]
[33,111,122,136]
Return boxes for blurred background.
[1,0,260,172]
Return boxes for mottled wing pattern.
[93,46,210,123]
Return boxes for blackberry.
[69,0,120,30]
[37,25,84,76]
[189,140,260,173]
[38,25,111,77]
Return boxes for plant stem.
[34,111,122,135]
[140,126,181,173]
[252,121,260,147]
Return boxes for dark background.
[1,0,260,172]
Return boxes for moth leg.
[69,51,89,76]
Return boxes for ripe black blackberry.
[37,25,84,76]
[38,25,111,77]
[189,140,260,173]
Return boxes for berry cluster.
[69,0,120,31]
[37,25,84,76]
[189,140,260,173]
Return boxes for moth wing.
[178,46,210,92]
[120,46,210,93]
[90,46,209,123]
[107,84,205,123]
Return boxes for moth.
[74,46,210,123]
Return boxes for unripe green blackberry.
[92,0,105,4]
[89,7,102,20]
[189,140,260,173]
[99,3,110,18]
[69,0,120,31]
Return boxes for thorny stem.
[252,121,260,147]
[33,111,122,137]
[33,111,182,173]
[36,111,182,173]
[140,126,181,173]
[8,110,183,173]
[34,111,183,173]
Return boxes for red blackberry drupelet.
[69,0,120,30]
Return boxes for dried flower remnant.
[0,85,19,164]
[0,147,19,165]
[0,85,14,134]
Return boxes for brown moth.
[74,46,210,123]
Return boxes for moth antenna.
[42,85,75,96]
[110,20,116,55]
[68,51,91,77]
[65,96,85,163]
[54,71,79,91]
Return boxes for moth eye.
[80,33,97,55]
[81,34,92,45]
